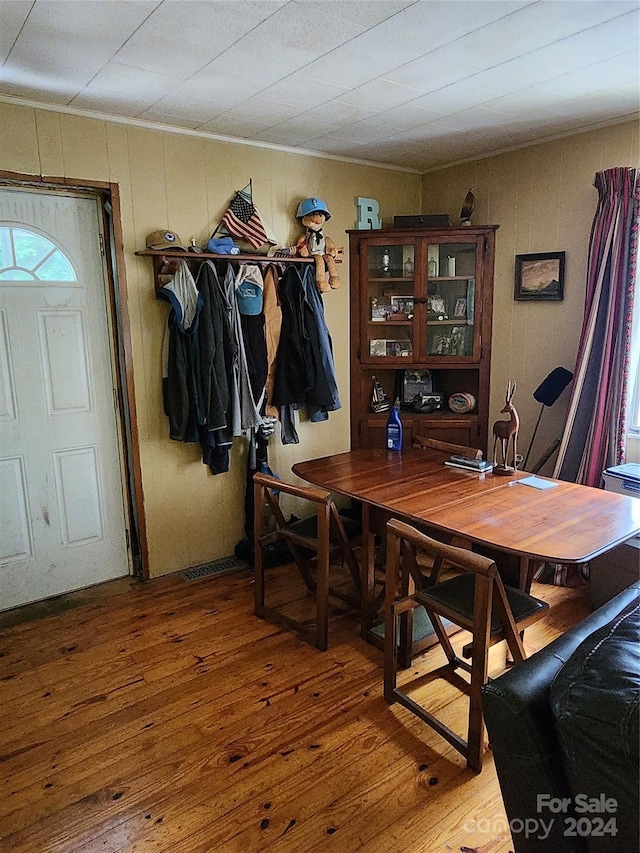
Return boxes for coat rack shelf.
[136,249,314,292]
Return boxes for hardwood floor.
[0,562,590,853]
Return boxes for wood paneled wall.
[0,101,421,577]
[2,102,637,578]
[422,119,640,470]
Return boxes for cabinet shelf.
[367,410,477,422]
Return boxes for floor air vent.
[181,556,242,581]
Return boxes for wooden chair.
[411,435,482,459]
[362,436,485,653]
[383,518,549,772]
[253,471,362,651]
[396,435,483,656]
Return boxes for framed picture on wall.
[514,251,566,301]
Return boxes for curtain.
[553,167,639,487]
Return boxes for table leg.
[511,556,544,662]
[519,556,542,593]
[519,556,530,593]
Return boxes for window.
[0,227,76,281]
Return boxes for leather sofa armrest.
[481,581,640,853]
[551,589,640,851]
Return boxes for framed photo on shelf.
[429,327,467,356]
[402,369,433,404]
[514,251,565,301]
[371,304,390,321]
[430,332,448,355]
[450,326,468,355]
[390,295,414,317]
[428,294,447,316]
[369,339,387,357]
[385,339,412,357]
[454,297,467,318]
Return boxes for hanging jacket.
[157,261,204,442]
[300,264,341,418]
[221,264,264,433]
[194,261,236,473]
[271,264,315,407]
[195,261,235,439]
[272,264,338,411]
[262,264,283,419]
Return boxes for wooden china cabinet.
[347,225,498,454]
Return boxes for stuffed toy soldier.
[295,198,342,291]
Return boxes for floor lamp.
[523,367,574,471]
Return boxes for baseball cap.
[235,264,263,315]
[145,230,187,251]
[206,236,240,255]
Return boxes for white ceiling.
[1,0,638,173]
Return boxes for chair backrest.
[387,518,540,662]
[254,470,331,529]
[253,470,361,584]
[253,470,361,651]
[388,516,494,587]
[412,435,482,459]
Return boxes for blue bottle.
[386,398,403,451]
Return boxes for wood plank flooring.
[0,562,590,853]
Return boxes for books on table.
[445,456,494,473]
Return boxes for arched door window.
[0,226,76,281]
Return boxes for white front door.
[0,188,129,610]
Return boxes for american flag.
[220,186,268,249]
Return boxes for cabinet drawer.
[361,414,475,451]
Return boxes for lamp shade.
[533,367,573,407]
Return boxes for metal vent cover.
[181,556,242,581]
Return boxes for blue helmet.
[296,197,331,221]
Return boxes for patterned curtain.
[554,167,639,486]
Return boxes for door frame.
[0,170,149,581]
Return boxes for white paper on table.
[517,476,559,490]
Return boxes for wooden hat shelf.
[136,249,315,292]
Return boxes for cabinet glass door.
[425,241,476,357]
[364,241,415,360]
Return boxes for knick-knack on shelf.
[371,375,390,413]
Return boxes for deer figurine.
[492,381,519,474]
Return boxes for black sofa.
[482,580,639,853]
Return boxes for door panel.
[0,189,129,610]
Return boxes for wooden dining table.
[293,447,640,641]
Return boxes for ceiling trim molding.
[3,95,636,178]
[420,113,640,175]
[0,94,421,175]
